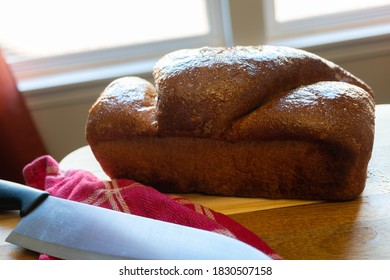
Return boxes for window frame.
[9,0,390,107]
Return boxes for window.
[3,0,389,93]
[264,0,390,47]
[0,0,231,91]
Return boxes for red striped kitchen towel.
[23,155,281,260]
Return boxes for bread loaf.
[86,46,375,200]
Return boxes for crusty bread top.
[86,46,375,154]
[86,76,158,141]
[153,46,373,137]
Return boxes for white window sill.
[18,58,156,93]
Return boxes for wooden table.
[1,104,389,260]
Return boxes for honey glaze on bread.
[86,46,375,200]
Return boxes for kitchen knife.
[0,179,271,260]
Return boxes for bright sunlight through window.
[0,0,209,63]
[274,0,390,22]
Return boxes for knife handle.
[0,180,49,217]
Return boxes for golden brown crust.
[86,46,375,200]
[86,77,158,144]
[153,46,373,139]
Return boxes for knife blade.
[0,179,271,260]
